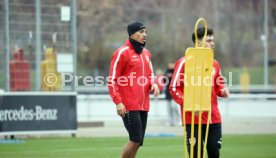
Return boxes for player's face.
[130,29,147,44]
[198,35,215,49]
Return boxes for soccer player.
[169,27,230,158]
[108,21,159,158]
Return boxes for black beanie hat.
[127,21,146,36]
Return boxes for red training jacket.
[108,39,154,111]
[169,57,225,124]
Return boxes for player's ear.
[197,40,202,47]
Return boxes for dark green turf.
[0,135,275,158]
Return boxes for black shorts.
[186,123,222,158]
[122,111,148,146]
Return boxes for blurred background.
[0,0,276,92]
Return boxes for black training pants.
[122,111,148,146]
[186,123,222,158]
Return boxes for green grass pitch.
[0,134,275,158]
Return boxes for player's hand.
[151,84,160,97]
[220,88,230,98]
[116,103,127,117]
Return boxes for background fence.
[0,0,77,92]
